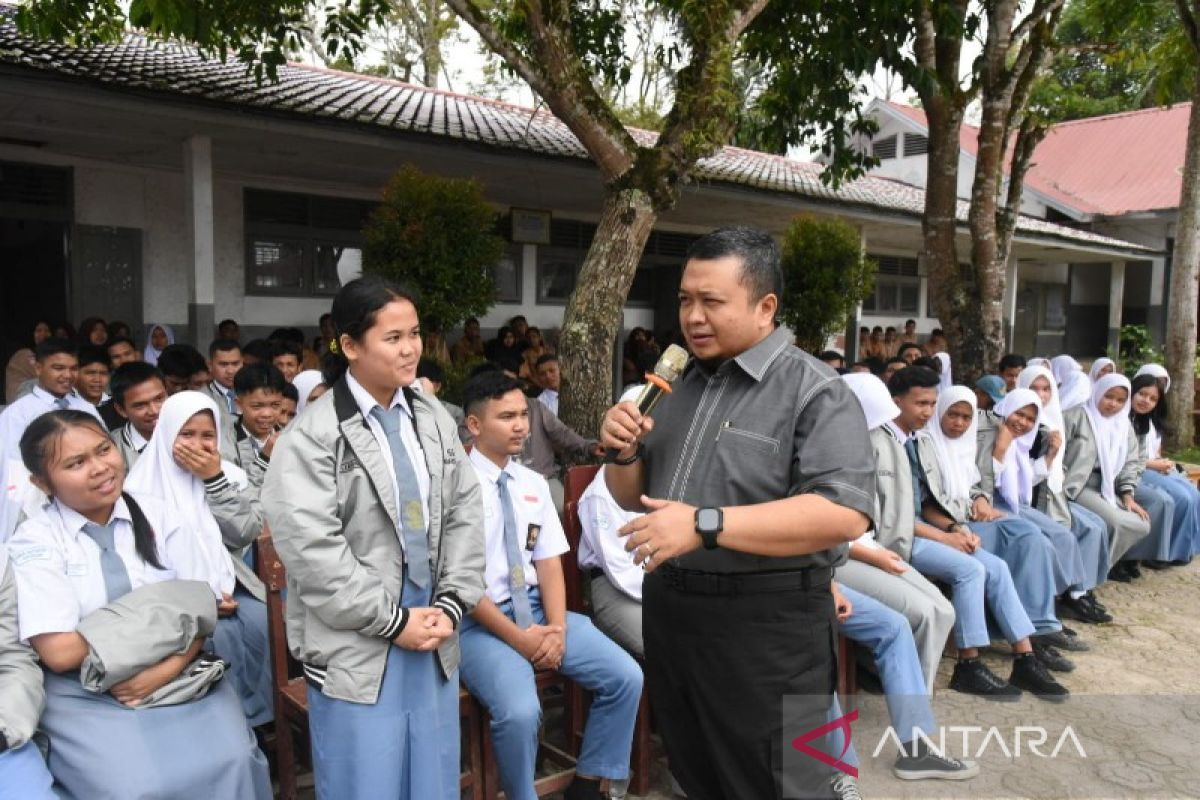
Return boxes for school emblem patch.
[510,565,526,588]
[403,499,425,530]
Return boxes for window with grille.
[903,134,929,157]
[863,254,920,313]
[873,135,898,160]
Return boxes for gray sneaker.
[893,748,980,781]
[830,773,863,800]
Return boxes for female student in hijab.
[6,410,271,799]
[126,392,274,728]
[142,324,174,367]
[291,369,327,417]
[1059,370,1092,412]
[1088,357,1116,384]
[1062,373,1153,578]
[1050,355,1082,387]
[261,276,486,800]
[1135,362,1171,395]
[913,386,1072,661]
[933,352,953,391]
[1127,374,1199,567]
[1016,366,1111,620]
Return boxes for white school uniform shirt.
[5,493,211,642]
[345,371,430,544]
[1,386,104,541]
[468,447,569,605]
[537,389,559,417]
[577,466,645,601]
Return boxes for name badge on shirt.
[66,561,88,577]
[526,523,541,552]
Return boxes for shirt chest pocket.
[715,424,781,455]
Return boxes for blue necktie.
[53,397,69,410]
[369,406,431,589]
[497,472,535,629]
[81,521,133,603]
[904,438,925,513]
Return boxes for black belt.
[655,564,833,596]
[588,567,605,581]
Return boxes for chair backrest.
[560,464,601,612]
[255,531,295,692]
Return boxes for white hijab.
[1028,357,1050,368]
[922,385,979,502]
[1060,370,1092,411]
[993,388,1042,511]
[292,370,325,416]
[1084,373,1132,507]
[141,323,175,366]
[1135,363,1171,394]
[1017,365,1065,493]
[1050,355,1082,386]
[1088,357,1116,384]
[934,352,953,391]
[842,373,902,431]
[126,391,242,596]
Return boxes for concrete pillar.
[1107,261,1126,355]
[1002,255,1020,351]
[843,229,866,360]
[1148,256,1167,345]
[183,135,215,347]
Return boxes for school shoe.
[1124,561,1143,579]
[830,773,863,800]
[893,740,980,781]
[1107,564,1134,583]
[1034,628,1090,652]
[563,776,606,800]
[1142,559,1174,570]
[1032,641,1075,672]
[1059,594,1112,624]
[1009,653,1070,702]
[949,658,1022,701]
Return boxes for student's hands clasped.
[173,439,222,481]
[394,608,454,651]
[943,526,981,554]
[515,624,565,670]
[620,495,702,572]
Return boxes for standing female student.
[262,276,486,800]
[1062,374,1153,573]
[6,410,270,799]
[126,391,274,727]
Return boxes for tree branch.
[1177,0,1200,51]
[441,0,555,98]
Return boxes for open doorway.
[1,216,68,367]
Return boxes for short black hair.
[208,338,241,357]
[156,344,207,379]
[417,358,445,383]
[897,343,924,359]
[905,319,916,326]
[862,357,886,376]
[269,327,307,346]
[106,335,137,355]
[234,363,287,396]
[818,350,845,362]
[913,356,941,373]
[319,312,333,324]
[886,357,907,368]
[998,353,1027,372]
[280,382,299,403]
[468,361,503,379]
[463,370,524,417]
[271,339,303,362]
[888,365,940,397]
[217,318,239,330]
[77,345,110,370]
[535,353,559,368]
[110,362,165,407]
[929,328,944,337]
[35,337,78,362]
[241,338,276,364]
[686,225,783,302]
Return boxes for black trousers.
[643,570,839,800]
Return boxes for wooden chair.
[255,534,486,800]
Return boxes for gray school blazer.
[913,434,983,524]
[871,426,916,560]
[1061,406,1142,501]
[262,378,485,705]
[0,551,44,749]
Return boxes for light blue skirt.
[1141,469,1200,561]
[1124,480,1175,562]
[40,669,271,799]
[210,587,274,726]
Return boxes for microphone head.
[652,344,690,385]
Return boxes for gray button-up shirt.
[643,326,876,573]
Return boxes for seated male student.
[535,354,562,416]
[109,362,168,470]
[270,340,303,384]
[229,363,285,474]
[458,371,642,800]
[416,357,465,426]
[156,344,210,395]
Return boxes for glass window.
[491,245,522,303]
[249,239,306,292]
[313,244,362,295]
[537,247,580,304]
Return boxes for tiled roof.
[0,5,1152,255]
[880,98,1188,217]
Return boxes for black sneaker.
[563,777,606,800]
[1034,629,1090,652]
[1171,558,1193,567]
[1084,592,1108,613]
[1108,564,1134,583]
[949,658,1022,701]
[1009,653,1070,702]
[1142,559,1173,570]
[1125,561,1143,579]
[830,773,863,800]
[894,741,980,781]
[1032,641,1075,672]
[1058,594,1112,624]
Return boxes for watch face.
[697,507,721,531]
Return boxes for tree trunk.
[967,107,1013,382]
[558,186,658,440]
[1164,68,1200,451]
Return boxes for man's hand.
[831,582,853,623]
[619,496,702,572]
[599,401,653,459]
[393,608,454,651]
[530,627,565,670]
[173,439,222,481]
[943,527,980,554]
[513,624,563,665]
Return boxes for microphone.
[606,344,690,462]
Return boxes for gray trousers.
[835,558,955,694]
[1075,474,1152,564]
[589,573,644,658]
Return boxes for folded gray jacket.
[76,580,222,708]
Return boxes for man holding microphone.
[601,226,876,799]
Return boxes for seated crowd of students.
[1,300,1197,800]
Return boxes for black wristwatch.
[695,507,724,550]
